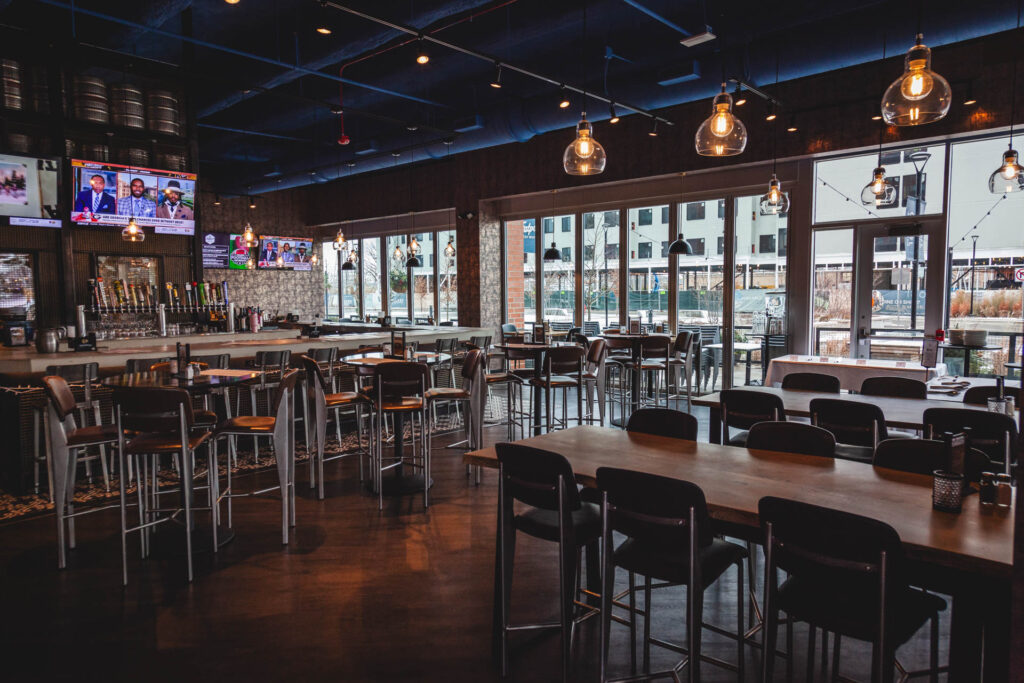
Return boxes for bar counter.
[0,325,490,377]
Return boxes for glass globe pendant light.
[695,83,747,156]
[242,222,256,247]
[405,235,422,268]
[860,166,897,207]
[120,216,145,242]
[881,34,951,126]
[563,113,606,175]
[989,5,1023,194]
[759,175,790,216]
[341,247,357,271]
[443,235,456,258]
[332,226,347,251]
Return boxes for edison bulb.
[575,135,593,158]
[1003,163,1017,180]
[870,167,887,195]
[901,68,933,100]
[563,114,606,175]
[711,108,734,137]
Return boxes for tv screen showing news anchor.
[70,159,197,235]
[258,236,313,271]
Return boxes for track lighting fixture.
[248,196,257,209]
[648,120,658,137]
[608,104,619,124]
[489,63,503,88]
[416,38,429,64]
[558,87,571,109]
[212,194,221,206]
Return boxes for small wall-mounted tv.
[0,153,60,227]
[202,232,254,269]
[257,236,314,271]
[70,159,197,235]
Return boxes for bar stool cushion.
[381,397,424,411]
[125,430,211,455]
[613,536,748,586]
[776,575,946,645]
[514,501,601,544]
[66,424,120,447]
[325,391,368,407]
[528,375,578,388]
[486,372,514,384]
[425,387,471,400]
[194,409,218,426]
[214,416,276,434]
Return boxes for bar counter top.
[0,325,489,376]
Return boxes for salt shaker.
[995,473,1013,508]
[979,473,997,506]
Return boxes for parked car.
[544,308,573,322]
[678,309,711,324]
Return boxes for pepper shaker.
[979,473,997,506]
[995,473,1013,508]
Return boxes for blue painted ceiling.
[8,0,1021,195]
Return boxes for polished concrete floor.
[0,405,950,682]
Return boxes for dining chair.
[860,376,928,399]
[246,350,291,464]
[597,467,746,682]
[114,385,215,583]
[809,398,887,463]
[426,349,485,481]
[922,407,1018,473]
[759,496,946,683]
[962,384,1023,406]
[719,389,785,446]
[625,407,698,441]
[781,372,841,393]
[581,338,608,426]
[666,330,696,412]
[746,421,836,458]
[125,357,170,373]
[41,375,122,573]
[299,356,369,499]
[210,369,300,543]
[495,443,601,682]
[873,437,993,481]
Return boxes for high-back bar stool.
[371,361,430,509]
[426,348,485,481]
[299,356,369,499]
[41,375,122,573]
[210,369,299,544]
[530,345,586,433]
[39,362,110,494]
[581,338,608,425]
[245,350,291,463]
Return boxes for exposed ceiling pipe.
[324,1,675,126]
[198,123,336,145]
[35,0,444,108]
[336,0,518,145]
[619,0,697,37]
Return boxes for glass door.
[851,220,946,360]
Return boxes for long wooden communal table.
[464,426,1013,680]
[692,385,1019,445]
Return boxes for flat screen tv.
[257,236,313,271]
[70,159,197,235]
[0,153,60,227]
[203,232,253,269]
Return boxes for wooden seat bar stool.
[370,361,431,509]
[299,356,369,500]
[210,369,300,544]
[425,348,485,482]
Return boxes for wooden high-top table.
[465,426,1013,680]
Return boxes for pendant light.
[120,216,144,242]
[406,234,422,268]
[760,56,790,216]
[444,235,456,258]
[392,241,404,262]
[695,83,747,156]
[863,39,898,207]
[881,34,951,126]
[543,241,561,261]
[242,222,256,247]
[332,225,347,251]
[989,1,1024,193]
[342,246,358,271]
[563,0,606,176]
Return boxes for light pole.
[907,150,930,331]
[969,234,979,315]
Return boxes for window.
[583,210,619,328]
[321,242,340,317]
[627,205,669,325]
[661,206,669,224]
[813,144,946,223]
[946,136,1024,375]
[778,228,788,257]
[504,219,536,326]
[584,213,595,229]
[687,238,705,256]
[676,198,724,387]
[660,241,669,258]
[1,253,35,322]
[812,228,854,357]
[717,236,725,255]
[686,202,705,221]
[717,200,725,219]
[360,237,381,317]
[411,232,435,321]
[543,217,554,234]
[438,229,458,323]
[759,234,776,253]
[386,235,409,320]
[542,215,575,323]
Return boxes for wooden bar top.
[0,325,488,375]
[464,426,1013,578]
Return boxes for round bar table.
[340,352,450,496]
